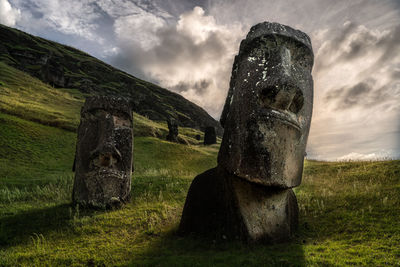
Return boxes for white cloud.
[114,11,166,50]
[112,6,245,117]
[307,21,400,160]
[12,0,101,41]
[0,0,20,26]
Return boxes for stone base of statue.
[178,167,298,243]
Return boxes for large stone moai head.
[73,96,133,209]
[218,22,314,188]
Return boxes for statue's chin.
[81,168,129,208]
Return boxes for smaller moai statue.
[203,126,216,145]
[72,96,133,209]
[166,118,179,142]
[179,22,314,242]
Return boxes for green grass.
[0,110,399,265]
[0,56,399,265]
[0,112,76,186]
[0,62,83,131]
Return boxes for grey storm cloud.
[324,81,398,111]
[316,22,400,111]
[315,22,400,71]
[171,79,212,94]
[324,82,373,110]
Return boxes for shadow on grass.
[129,228,306,266]
[0,203,98,248]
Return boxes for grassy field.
[0,61,400,266]
[0,115,399,266]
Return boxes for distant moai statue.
[179,22,314,242]
[203,126,216,145]
[72,96,133,209]
[166,118,179,142]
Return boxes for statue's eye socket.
[260,86,279,106]
[288,89,304,113]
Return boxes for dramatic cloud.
[110,6,244,117]
[11,0,102,41]
[0,0,20,26]
[308,21,400,159]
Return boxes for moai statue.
[203,126,217,145]
[179,22,313,242]
[72,96,133,209]
[166,118,179,142]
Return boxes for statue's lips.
[263,109,301,132]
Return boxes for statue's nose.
[89,113,122,167]
[90,142,122,167]
[259,47,304,113]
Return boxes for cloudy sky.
[1,0,400,160]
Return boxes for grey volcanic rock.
[179,22,313,243]
[166,118,179,142]
[218,22,314,188]
[179,167,298,242]
[203,126,216,145]
[72,96,133,209]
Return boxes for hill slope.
[0,24,222,133]
[1,117,399,265]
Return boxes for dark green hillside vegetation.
[0,24,222,133]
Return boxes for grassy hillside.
[0,48,399,266]
[0,61,210,186]
[0,24,222,133]
[0,115,398,265]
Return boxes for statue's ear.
[220,55,239,128]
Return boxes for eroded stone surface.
[203,126,216,145]
[218,22,314,188]
[178,167,298,242]
[72,96,133,209]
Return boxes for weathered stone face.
[219,22,314,188]
[204,126,217,145]
[72,96,133,208]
